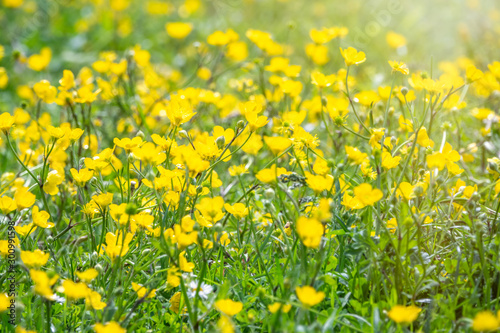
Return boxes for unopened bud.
[236,120,245,131]
[488,161,499,172]
[441,122,452,131]
[136,130,145,139]
[413,185,424,196]
[213,223,223,233]
[321,96,328,107]
[264,188,275,199]
[125,202,138,215]
[400,87,409,96]
[215,136,226,149]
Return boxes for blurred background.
[0,0,499,102]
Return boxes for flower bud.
[136,130,145,139]
[441,122,452,131]
[264,188,275,199]
[471,192,481,202]
[400,87,409,96]
[213,223,223,233]
[125,202,138,215]
[488,161,499,172]
[321,96,328,107]
[413,185,424,196]
[215,136,226,149]
[236,120,245,131]
[95,264,103,274]
[334,116,345,126]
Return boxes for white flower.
[187,281,213,300]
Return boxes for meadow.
[1,0,500,332]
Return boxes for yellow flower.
[386,31,407,48]
[92,193,114,209]
[263,136,292,155]
[256,164,290,183]
[132,282,156,299]
[27,47,52,71]
[309,27,337,44]
[345,146,368,165]
[382,152,401,170]
[76,268,99,283]
[48,126,65,139]
[226,41,248,62]
[388,305,421,325]
[197,67,211,80]
[166,267,181,289]
[104,231,134,262]
[466,65,484,83]
[411,127,434,148]
[43,170,64,196]
[207,29,239,46]
[296,216,324,249]
[0,112,15,135]
[305,43,329,65]
[311,71,336,88]
[224,203,249,219]
[471,311,500,332]
[0,239,18,257]
[268,302,292,313]
[387,218,398,233]
[110,0,130,11]
[388,61,410,75]
[0,196,17,214]
[305,172,333,194]
[74,85,100,103]
[426,143,461,171]
[195,196,225,224]
[0,67,8,89]
[353,183,383,208]
[70,168,94,186]
[33,80,57,104]
[165,22,193,39]
[228,164,248,176]
[30,269,58,300]
[86,290,106,310]
[113,136,143,152]
[296,285,325,307]
[169,291,184,314]
[339,47,366,66]
[2,0,24,8]
[21,249,50,268]
[15,223,37,237]
[94,321,126,333]
[166,96,196,127]
[32,206,54,229]
[59,280,89,300]
[179,251,195,272]
[242,101,268,132]
[215,299,243,316]
[59,69,75,90]
[0,293,12,312]
[396,182,414,201]
[369,128,385,148]
[218,315,235,333]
